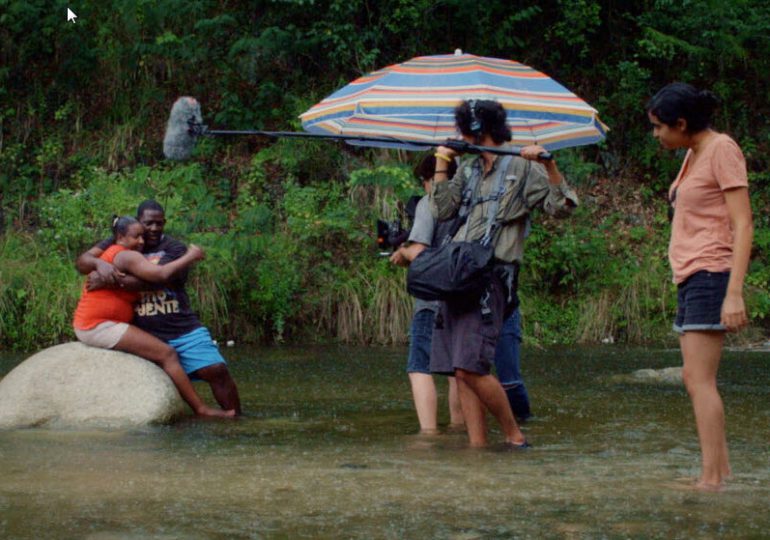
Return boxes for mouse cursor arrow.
[67,8,77,23]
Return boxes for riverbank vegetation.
[2,1,769,350]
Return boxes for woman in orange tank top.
[73,216,234,419]
[648,83,753,491]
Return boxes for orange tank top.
[72,244,140,330]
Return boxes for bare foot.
[196,406,236,418]
[503,440,531,450]
[665,478,723,492]
[447,422,466,433]
[695,479,724,492]
[505,434,528,446]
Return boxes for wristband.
[434,153,452,163]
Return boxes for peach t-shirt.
[668,133,748,284]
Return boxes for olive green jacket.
[430,152,578,263]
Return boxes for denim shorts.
[673,270,729,334]
[407,309,435,374]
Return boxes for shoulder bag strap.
[442,159,483,242]
[480,155,513,247]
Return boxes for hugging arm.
[76,246,124,285]
[76,245,156,292]
[113,245,204,283]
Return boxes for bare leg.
[408,373,438,432]
[456,376,487,446]
[192,363,242,415]
[115,326,234,418]
[455,369,526,447]
[680,331,730,489]
[447,376,465,427]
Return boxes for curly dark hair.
[454,99,512,144]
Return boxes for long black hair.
[454,99,512,144]
[647,82,720,133]
[111,215,139,241]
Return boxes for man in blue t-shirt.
[76,200,241,414]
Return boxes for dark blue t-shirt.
[96,235,202,341]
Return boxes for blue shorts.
[673,270,729,334]
[167,327,226,376]
[407,309,435,374]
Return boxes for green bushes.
[3,153,770,350]
[519,197,677,346]
[3,1,770,349]
[0,159,418,349]
[0,235,81,349]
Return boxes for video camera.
[376,219,409,255]
[376,195,422,256]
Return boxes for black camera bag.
[406,240,494,301]
[406,156,513,302]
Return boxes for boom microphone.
[163,97,202,161]
[162,97,552,161]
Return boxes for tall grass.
[366,271,412,345]
[312,267,412,345]
[188,268,232,340]
[317,281,365,343]
[0,234,81,350]
[576,264,674,344]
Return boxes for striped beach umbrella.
[300,51,607,152]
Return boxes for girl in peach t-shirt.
[648,82,753,491]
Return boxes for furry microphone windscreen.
[163,97,202,160]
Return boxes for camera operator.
[390,154,464,432]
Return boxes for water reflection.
[0,345,768,538]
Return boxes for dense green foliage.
[1,0,769,349]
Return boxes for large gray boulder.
[0,342,185,429]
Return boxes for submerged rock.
[629,366,683,385]
[0,342,185,429]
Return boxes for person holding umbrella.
[392,153,533,432]
[430,99,578,447]
[647,82,752,490]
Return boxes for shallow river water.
[0,345,768,539]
